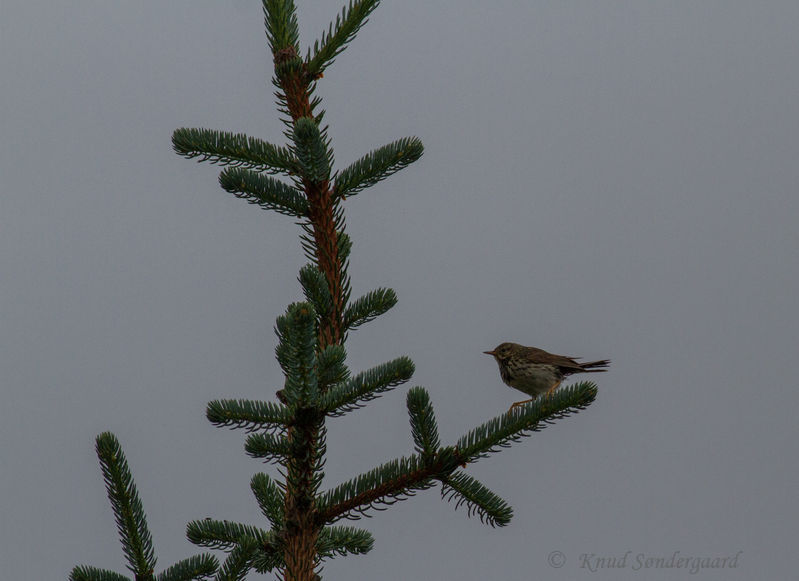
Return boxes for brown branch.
[305,182,344,347]
[275,48,345,348]
[276,44,345,581]
[316,451,465,525]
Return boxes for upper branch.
[306,0,382,77]
[334,137,423,200]
[206,399,290,433]
[171,128,299,175]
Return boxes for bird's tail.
[581,359,610,372]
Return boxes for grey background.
[2,1,797,579]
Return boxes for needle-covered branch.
[298,264,333,319]
[157,555,218,581]
[406,386,440,459]
[206,399,290,433]
[316,526,375,558]
[247,525,373,574]
[407,386,513,526]
[274,303,320,407]
[292,117,333,183]
[263,0,300,55]
[343,288,397,330]
[316,455,434,523]
[320,356,414,416]
[251,473,285,528]
[186,519,276,552]
[70,434,218,581]
[315,343,349,390]
[70,566,131,581]
[245,432,292,464]
[95,432,156,576]
[456,382,598,462]
[251,547,285,575]
[218,167,309,217]
[306,0,381,77]
[316,447,463,524]
[171,128,298,175]
[317,384,597,527]
[334,137,423,200]
[214,536,259,581]
[406,388,519,530]
[439,471,513,528]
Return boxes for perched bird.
[484,342,609,412]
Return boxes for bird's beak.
[483,350,496,356]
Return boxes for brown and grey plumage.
[484,342,609,412]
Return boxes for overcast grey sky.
[2,1,798,579]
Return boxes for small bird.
[484,342,609,412]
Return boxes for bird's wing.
[525,347,586,373]
[547,353,589,373]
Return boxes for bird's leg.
[545,380,563,397]
[507,399,534,413]
[508,381,564,414]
